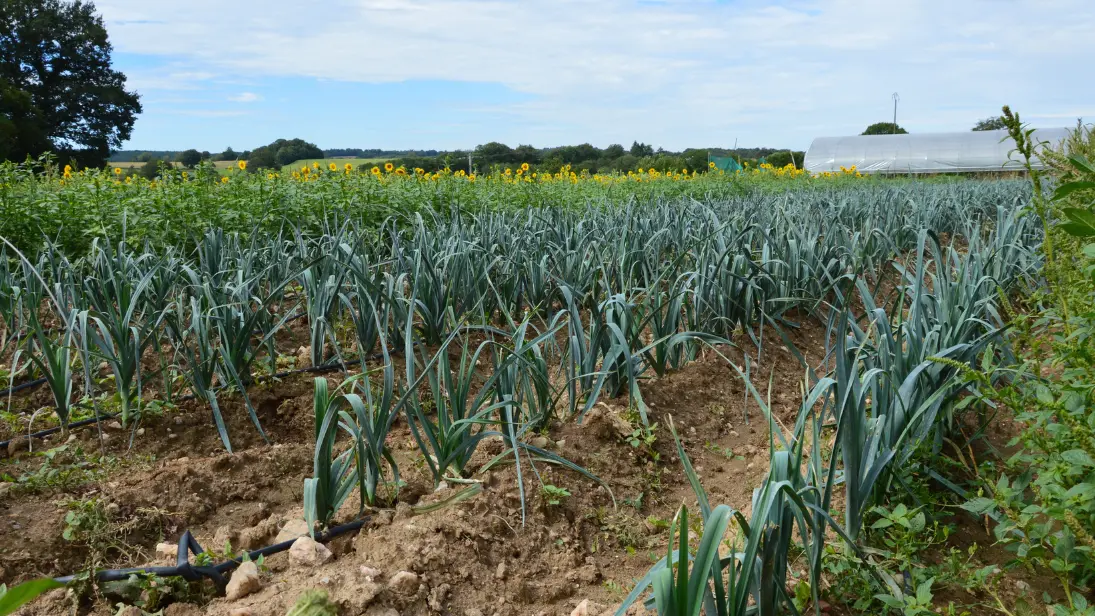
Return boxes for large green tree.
[246,138,324,170]
[862,122,908,135]
[0,0,142,166]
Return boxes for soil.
[0,308,1059,616]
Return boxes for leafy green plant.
[540,484,571,506]
[0,579,65,616]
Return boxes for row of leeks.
[616,230,1016,616]
[0,194,1039,447]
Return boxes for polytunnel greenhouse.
[804,127,1071,174]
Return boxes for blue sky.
[95,0,1095,152]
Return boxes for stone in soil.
[225,561,261,600]
[387,571,420,597]
[288,535,333,567]
[274,518,311,543]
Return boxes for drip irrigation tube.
[52,517,370,592]
[0,313,312,400]
[0,376,48,398]
[0,345,406,450]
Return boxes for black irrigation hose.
[0,312,312,399]
[0,344,408,449]
[53,517,370,592]
[0,376,48,398]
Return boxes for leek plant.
[81,240,160,427]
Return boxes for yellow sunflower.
[345,163,353,172]
[521,162,529,171]
[371,166,381,175]
[113,167,122,175]
[384,162,394,172]
[329,163,337,172]
[238,160,247,171]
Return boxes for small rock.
[229,608,253,616]
[571,599,604,616]
[428,583,451,611]
[213,525,237,550]
[0,483,12,499]
[225,561,261,600]
[167,434,177,440]
[729,430,739,438]
[364,608,399,616]
[275,518,311,543]
[100,432,112,444]
[495,562,507,580]
[530,436,550,449]
[174,416,184,425]
[117,607,144,616]
[107,421,123,430]
[1015,580,1032,592]
[136,428,145,436]
[555,439,566,449]
[288,536,333,567]
[155,542,178,560]
[387,570,420,597]
[465,610,486,616]
[66,434,76,443]
[359,565,382,580]
[6,435,28,457]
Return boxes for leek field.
[1,145,1092,616]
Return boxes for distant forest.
[109,142,806,174]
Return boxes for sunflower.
[521,162,529,171]
[238,160,247,171]
[708,161,716,169]
[312,162,320,169]
[113,167,123,175]
[371,166,381,175]
[329,163,337,172]
[395,167,406,176]
[345,163,353,172]
[384,162,394,172]
[221,176,229,183]
[267,173,276,179]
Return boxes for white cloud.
[95,0,1095,148]
[228,92,262,103]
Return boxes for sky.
[95,0,1095,153]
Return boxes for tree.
[766,151,805,169]
[177,149,201,168]
[0,0,142,166]
[0,78,49,161]
[630,141,654,157]
[215,147,237,162]
[862,122,908,135]
[246,138,323,170]
[138,158,161,180]
[603,144,625,159]
[513,144,541,165]
[474,142,516,168]
[972,116,1006,131]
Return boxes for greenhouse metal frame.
[804,128,1071,175]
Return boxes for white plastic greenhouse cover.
[804,128,1071,174]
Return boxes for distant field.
[109,160,236,175]
[281,157,391,172]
